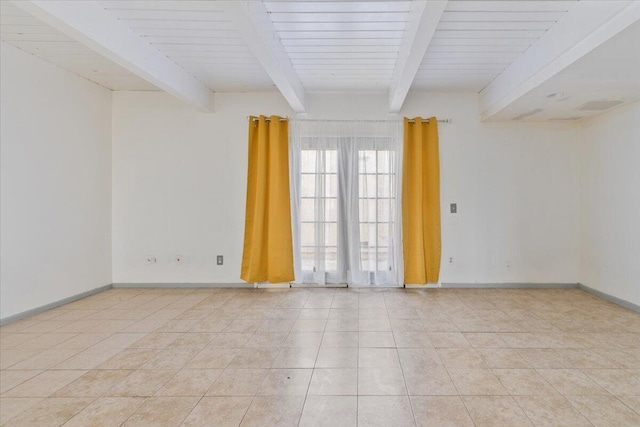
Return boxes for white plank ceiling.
[413,0,580,92]
[5,0,636,121]
[2,1,579,94]
[264,0,410,91]
[0,1,157,90]
[97,0,276,92]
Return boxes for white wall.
[1,41,633,315]
[112,92,293,284]
[579,102,640,306]
[0,43,112,319]
[402,93,581,284]
[112,91,581,285]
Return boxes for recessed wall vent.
[578,100,624,111]
[512,108,543,121]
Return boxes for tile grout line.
[295,318,326,427]
[385,303,420,427]
[2,288,638,426]
[436,341,478,427]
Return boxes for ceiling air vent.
[512,108,543,121]
[578,100,624,111]
[549,117,583,121]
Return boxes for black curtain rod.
[407,118,451,124]
[249,117,452,124]
[249,117,288,122]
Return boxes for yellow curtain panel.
[241,115,294,283]
[402,117,442,284]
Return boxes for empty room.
[1,0,639,426]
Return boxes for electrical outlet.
[449,257,453,264]
[217,255,224,265]
[146,257,157,264]
[176,256,183,263]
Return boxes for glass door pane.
[300,149,339,283]
[357,149,396,281]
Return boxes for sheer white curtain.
[289,120,403,286]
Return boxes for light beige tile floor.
[1,287,639,426]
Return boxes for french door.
[289,121,403,287]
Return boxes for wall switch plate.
[450,203,457,214]
[217,255,223,265]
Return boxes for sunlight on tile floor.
[1,287,639,426]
